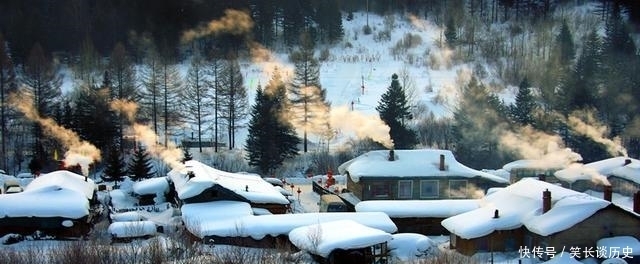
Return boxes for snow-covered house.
[338,149,508,201]
[441,178,640,256]
[555,157,640,196]
[0,170,97,237]
[180,200,398,248]
[289,220,392,264]
[355,199,480,235]
[503,159,568,185]
[168,160,290,214]
[132,177,170,205]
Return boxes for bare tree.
[182,53,211,153]
[219,56,248,150]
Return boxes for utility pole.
[366,0,369,27]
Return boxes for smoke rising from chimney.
[567,112,628,157]
[110,99,184,170]
[554,163,611,186]
[329,106,394,149]
[499,126,582,169]
[10,90,101,175]
[181,9,254,43]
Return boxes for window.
[397,180,413,199]
[420,180,439,198]
[370,182,389,198]
[448,180,468,198]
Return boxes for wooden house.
[502,159,570,185]
[338,149,509,201]
[355,199,479,235]
[168,160,290,214]
[132,177,170,206]
[0,170,98,237]
[442,178,640,257]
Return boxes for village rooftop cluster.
[0,149,638,263]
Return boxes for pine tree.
[452,76,510,168]
[564,30,601,111]
[22,43,62,163]
[245,71,300,174]
[289,33,330,152]
[376,73,417,149]
[73,72,119,151]
[510,77,537,126]
[444,17,457,47]
[103,146,126,186]
[0,33,17,170]
[128,146,155,181]
[316,0,344,43]
[181,146,193,163]
[555,20,575,66]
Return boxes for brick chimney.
[388,149,395,161]
[543,189,551,213]
[439,154,445,171]
[538,174,546,182]
[603,185,612,202]
[633,191,640,214]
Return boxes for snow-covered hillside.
[235,12,493,151]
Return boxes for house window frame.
[448,179,468,198]
[420,180,439,198]
[397,180,413,199]
[370,182,390,198]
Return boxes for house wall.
[533,206,640,253]
[391,217,449,235]
[452,229,525,256]
[348,176,506,201]
[182,186,248,204]
[346,173,364,201]
[251,203,289,214]
[609,177,640,196]
[510,168,563,185]
[0,216,91,237]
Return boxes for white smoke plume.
[329,106,394,149]
[10,90,101,176]
[110,99,184,170]
[181,9,254,43]
[555,163,610,186]
[499,126,582,169]
[567,112,628,157]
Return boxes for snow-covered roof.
[442,178,610,239]
[288,220,393,258]
[0,185,89,219]
[502,159,568,172]
[597,236,640,257]
[168,160,289,205]
[555,157,640,184]
[355,200,480,218]
[24,170,95,199]
[132,177,170,195]
[108,221,157,238]
[338,149,508,184]
[388,233,435,261]
[180,201,397,239]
